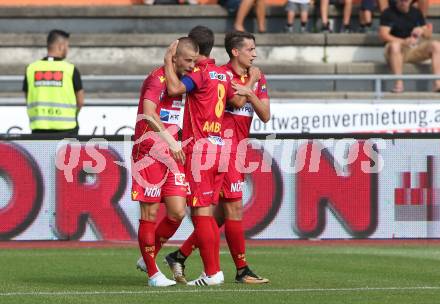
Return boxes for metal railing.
[265,74,440,99]
[2,74,440,99]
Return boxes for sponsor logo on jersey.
[34,70,63,87]
[225,102,254,117]
[217,73,227,81]
[144,187,161,197]
[209,71,227,82]
[207,135,224,146]
[230,181,244,193]
[202,121,221,133]
[174,173,186,186]
[172,99,184,108]
[160,109,180,124]
[225,104,234,113]
[209,71,217,80]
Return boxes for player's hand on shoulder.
[232,82,252,97]
[248,66,261,83]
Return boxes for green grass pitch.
[1,244,440,304]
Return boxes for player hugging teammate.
[133,26,270,287]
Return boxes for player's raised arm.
[164,40,187,96]
[228,66,260,108]
[228,88,247,108]
[231,70,269,122]
[247,67,270,123]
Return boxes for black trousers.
[31,127,79,136]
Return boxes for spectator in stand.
[359,0,375,33]
[378,0,429,17]
[379,0,440,93]
[234,0,267,33]
[360,0,428,33]
[412,0,429,17]
[377,0,388,12]
[285,0,310,33]
[219,0,241,14]
[320,0,353,32]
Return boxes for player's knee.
[141,212,158,221]
[430,40,440,54]
[224,203,243,220]
[388,41,402,54]
[168,210,186,221]
[139,203,159,221]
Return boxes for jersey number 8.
[215,83,225,118]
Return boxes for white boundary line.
[1,286,439,296]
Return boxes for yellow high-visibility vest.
[26,59,78,130]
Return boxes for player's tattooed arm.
[164,40,187,96]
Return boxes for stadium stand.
[1,4,440,98]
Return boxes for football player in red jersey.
[131,37,198,287]
[218,30,270,284]
[163,26,252,286]
[163,30,270,284]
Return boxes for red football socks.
[138,219,158,277]
[180,231,197,257]
[210,216,221,273]
[225,219,247,269]
[154,216,182,256]
[192,215,217,276]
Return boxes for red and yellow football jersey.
[182,58,234,154]
[222,62,269,152]
[132,67,183,159]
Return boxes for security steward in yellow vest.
[23,29,84,135]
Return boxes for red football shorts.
[131,157,187,204]
[220,153,244,201]
[185,152,225,207]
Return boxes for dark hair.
[224,30,255,59]
[176,36,199,55]
[188,26,214,57]
[47,29,70,48]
